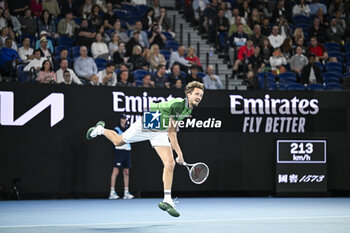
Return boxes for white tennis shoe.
[86,121,105,140]
[123,192,134,199]
[109,192,119,200]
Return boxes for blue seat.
[323,72,342,83]
[114,10,129,19]
[326,62,342,73]
[19,34,37,48]
[122,3,137,13]
[257,72,275,89]
[345,52,350,63]
[295,23,310,33]
[325,82,343,90]
[314,62,324,72]
[136,4,149,14]
[293,15,310,24]
[180,71,187,78]
[162,31,173,41]
[268,83,287,90]
[197,72,206,78]
[165,41,179,51]
[160,50,171,60]
[278,72,297,83]
[133,69,149,81]
[71,46,81,58]
[57,36,74,47]
[16,64,29,83]
[325,42,341,52]
[287,83,305,90]
[345,43,350,53]
[328,51,344,62]
[135,79,143,87]
[323,76,340,84]
[307,83,324,90]
[94,58,108,71]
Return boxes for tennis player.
[86,81,204,217]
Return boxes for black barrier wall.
[0,83,349,198]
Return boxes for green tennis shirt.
[149,98,193,129]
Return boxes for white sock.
[124,187,129,195]
[164,190,172,201]
[110,187,115,194]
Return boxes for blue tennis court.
[1,198,350,233]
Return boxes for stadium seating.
[257,72,275,89]
[325,82,343,90]
[325,42,341,52]
[160,50,171,60]
[287,83,305,91]
[307,83,324,91]
[278,72,297,84]
[133,69,149,81]
[323,72,342,83]
[165,41,179,51]
[94,58,108,71]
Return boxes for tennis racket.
[182,162,209,184]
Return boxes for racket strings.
[190,164,209,183]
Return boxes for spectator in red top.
[185,46,202,71]
[307,36,328,63]
[30,0,43,17]
[231,38,254,79]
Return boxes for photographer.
[149,23,167,50]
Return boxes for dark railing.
[173,15,176,32]
[187,32,191,48]
[206,52,209,69]
[180,23,183,45]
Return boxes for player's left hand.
[176,157,185,165]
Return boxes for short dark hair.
[60,58,68,63]
[157,64,166,70]
[34,49,41,54]
[106,62,116,68]
[63,70,70,76]
[120,70,128,76]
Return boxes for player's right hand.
[176,157,185,165]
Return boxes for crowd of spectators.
[0,0,219,89]
[182,0,350,90]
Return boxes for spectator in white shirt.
[269,49,287,75]
[268,26,285,49]
[169,45,191,72]
[97,62,117,86]
[18,37,34,63]
[292,0,311,16]
[24,49,46,72]
[91,33,109,59]
[56,59,82,85]
[202,65,223,89]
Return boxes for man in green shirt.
[86,81,205,217]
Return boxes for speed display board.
[276,140,327,193]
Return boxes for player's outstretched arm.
[167,117,184,164]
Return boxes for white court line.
[1,215,350,228]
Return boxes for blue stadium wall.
[0,83,349,198]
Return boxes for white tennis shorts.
[122,117,170,147]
